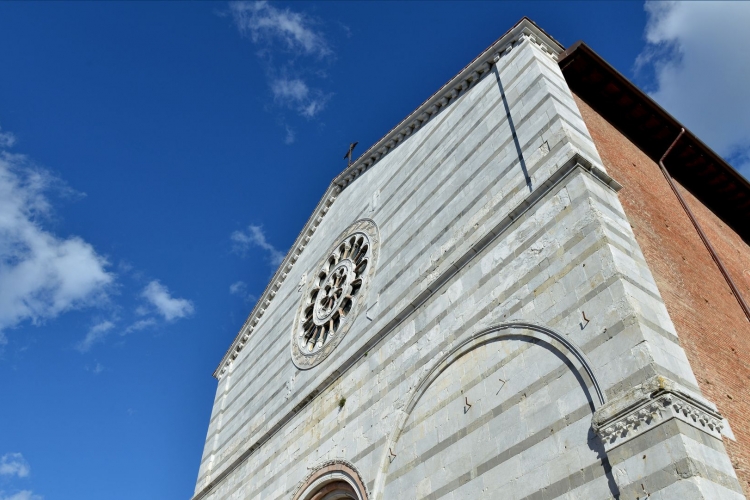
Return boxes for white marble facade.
[193,19,745,500]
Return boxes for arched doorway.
[292,460,368,500]
[305,481,357,500]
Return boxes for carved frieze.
[593,389,724,451]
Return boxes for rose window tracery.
[291,219,378,369]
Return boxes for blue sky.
[0,2,748,499]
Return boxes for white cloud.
[228,1,334,123]
[0,152,114,344]
[0,124,16,149]
[229,1,330,58]
[637,1,750,177]
[231,224,285,266]
[140,281,194,321]
[76,320,115,352]
[284,125,295,145]
[229,281,247,295]
[273,78,308,102]
[271,77,329,118]
[0,453,29,478]
[123,318,156,334]
[0,491,43,500]
[229,280,256,303]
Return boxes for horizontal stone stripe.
[607,418,726,465]
[214,238,632,484]
[379,178,589,337]
[210,287,299,405]
[377,107,569,297]
[197,168,627,496]
[210,182,614,480]
[226,238,616,498]
[604,363,699,403]
[372,48,567,228]
[374,84,509,240]
[639,315,680,346]
[371,69,503,223]
[619,456,744,498]
[207,329,289,431]
[207,41,539,418]
[210,269,631,499]
[583,187,647,257]
[204,339,290,441]
[578,308,679,360]
[212,66,595,444]
[205,58,522,435]
[214,44,575,416]
[412,405,594,500]
[516,459,614,500]
[401,340,590,437]
[387,363,592,485]
[376,83,587,277]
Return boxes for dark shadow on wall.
[503,335,620,500]
[516,335,620,499]
[493,64,533,193]
[383,327,619,499]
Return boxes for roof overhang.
[559,41,750,242]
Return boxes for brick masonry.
[574,93,750,495]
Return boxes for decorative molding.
[291,219,380,369]
[332,19,564,191]
[593,389,724,451]
[195,150,618,500]
[213,18,563,380]
[214,185,341,379]
[291,459,370,500]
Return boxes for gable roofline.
[213,17,563,379]
[559,41,750,242]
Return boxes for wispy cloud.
[229,280,256,303]
[0,123,16,149]
[229,281,247,295]
[636,1,750,178]
[228,1,335,131]
[140,281,194,321]
[0,149,114,345]
[229,1,330,57]
[0,491,43,500]
[270,77,330,118]
[0,453,29,478]
[284,125,295,145]
[231,224,285,266]
[88,362,104,374]
[76,320,115,353]
[124,318,157,334]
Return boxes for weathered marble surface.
[193,19,744,500]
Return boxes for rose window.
[291,219,379,369]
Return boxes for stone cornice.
[333,18,564,190]
[213,18,563,379]
[592,377,724,451]
[213,184,340,378]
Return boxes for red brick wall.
[573,93,750,494]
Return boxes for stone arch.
[292,459,369,500]
[372,322,606,499]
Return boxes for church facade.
[193,18,750,499]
